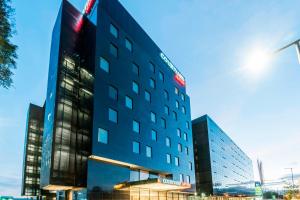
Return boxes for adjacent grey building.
[192,115,255,197]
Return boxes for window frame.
[108,108,118,123]
[99,57,109,73]
[125,96,133,109]
[110,23,118,38]
[109,43,118,58]
[125,38,133,52]
[98,128,108,144]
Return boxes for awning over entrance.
[114,178,191,191]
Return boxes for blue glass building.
[23,0,195,199]
[192,115,255,197]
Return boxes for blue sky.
[1,0,300,196]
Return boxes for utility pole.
[285,167,295,197]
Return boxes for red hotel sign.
[84,0,96,15]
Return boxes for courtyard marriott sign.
[160,52,186,86]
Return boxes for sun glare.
[242,46,273,80]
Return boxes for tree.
[0,0,17,89]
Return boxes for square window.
[133,120,140,133]
[110,43,118,57]
[175,157,179,166]
[180,174,184,182]
[166,154,171,164]
[145,90,151,102]
[110,24,118,38]
[182,106,186,114]
[186,121,190,129]
[166,137,171,147]
[149,62,155,73]
[161,118,166,129]
[100,57,109,73]
[189,162,193,170]
[98,128,108,144]
[151,130,157,141]
[186,175,190,184]
[150,78,155,89]
[151,112,156,123]
[181,93,185,101]
[178,143,182,152]
[125,38,133,52]
[173,111,177,121]
[164,105,169,115]
[108,108,118,123]
[132,81,139,94]
[146,146,152,158]
[177,129,181,137]
[109,85,118,100]
[132,63,139,76]
[133,141,140,154]
[183,133,187,141]
[175,87,179,95]
[175,101,179,109]
[164,90,169,100]
[159,71,164,82]
[185,147,189,155]
[125,96,133,109]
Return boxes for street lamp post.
[275,39,300,64]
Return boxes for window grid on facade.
[176,100,179,109]
[175,87,179,95]
[110,24,118,38]
[133,120,140,133]
[109,43,118,58]
[166,137,171,147]
[132,81,139,94]
[164,105,169,115]
[177,129,181,137]
[178,143,182,152]
[125,38,132,52]
[145,90,151,102]
[161,118,166,129]
[132,63,139,76]
[173,111,177,121]
[133,141,140,154]
[125,96,133,109]
[151,130,157,141]
[100,57,109,73]
[183,133,187,141]
[175,157,179,166]
[146,146,152,158]
[108,108,118,123]
[185,147,189,155]
[98,128,108,144]
[182,106,186,114]
[108,85,118,100]
[151,112,156,123]
[189,162,193,170]
[150,78,155,89]
[166,154,171,164]
[159,71,164,82]
[181,93,185,101]
[149,62,155,73]
[164,90,169,100]
[186,175,190,183]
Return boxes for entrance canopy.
[114,178,191,191]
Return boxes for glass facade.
[21,104,44,197]
[192,115,255,196]
[40,0,96,191]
